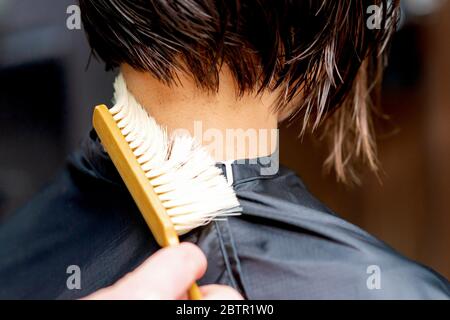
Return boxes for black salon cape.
[0,132,449,299]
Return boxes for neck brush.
[92,74,241,299]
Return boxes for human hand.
[83,243,243,300]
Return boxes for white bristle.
[110,74,242,235]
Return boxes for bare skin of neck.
[121,64,279,162]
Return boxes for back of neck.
[121,64,279,162]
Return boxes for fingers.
[83,243,244,301]
[85,243,207,300]
[200,285,244,300]
[125,242,207,299]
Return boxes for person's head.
[79,0,400,183]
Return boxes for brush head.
[108,74,241,235]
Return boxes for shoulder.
[0,168,156,299]
[228,166,450,299]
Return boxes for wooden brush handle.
[188,283,203,300]
[93,105,203,300]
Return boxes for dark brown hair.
[79,0,400,183]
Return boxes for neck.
[121,64,279,162]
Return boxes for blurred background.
[0,0,449,279]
